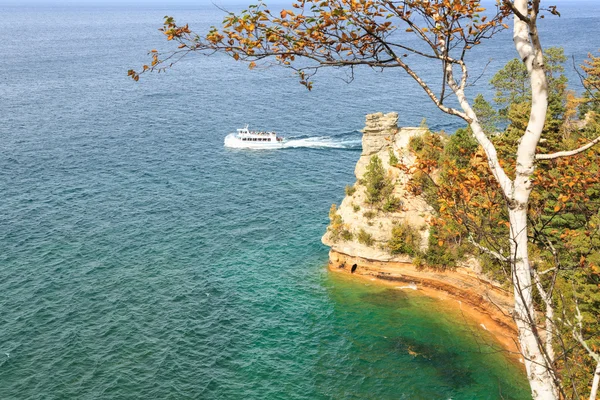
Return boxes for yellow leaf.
[438,240,444,246]
[554,204,561,212]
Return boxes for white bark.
[533,270,555,364]
[506,1,559,398]
[591,361,600,400]
[449,1,559,397]
[509,209,557,399]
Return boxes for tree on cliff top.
[130,1,600,398]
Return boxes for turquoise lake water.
[1,2,599,398]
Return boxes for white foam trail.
[283,136,361,149]
[396,284,418,290]
[224,133,361,150]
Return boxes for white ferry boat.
[224,125,285,149]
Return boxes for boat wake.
[282,135,361,150]
[224,131,362,150]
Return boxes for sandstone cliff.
[321,113,519,354]
[321,112,433,261]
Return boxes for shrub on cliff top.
[388,148,399,167]
[328,204,352,243]
[387,222,421,257]
[419,226,459,270]
[356,229,374,246]
[408,131,444,166]
[363,210,376,219]
[382,196,403,213]
[345,184,356,196]
[363,155,393,205]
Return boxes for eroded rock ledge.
[328,249,520,357]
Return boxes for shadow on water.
[390,336,476,389]
[358,288,411,308]
[323,274,530,399]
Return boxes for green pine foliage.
[363,210,376,220]
[363,155,392,205]
[356,229,374,246]
[388,222,421,256]
[388,148,399,166]
[327,204,352,243]
[345,184,356,196]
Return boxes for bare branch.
[503,0,531,23]
[467,235,508,263]
[536,135,600,160]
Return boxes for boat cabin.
[236,125,283,142]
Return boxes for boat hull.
[224,133,285,149]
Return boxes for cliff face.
[321,113,519,355]
[321,112,433,261]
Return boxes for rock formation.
[321,112,433,261]
[321,113,519,354]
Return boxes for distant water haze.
[2,0,596,6]
[0,1,598,399]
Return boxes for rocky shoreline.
[327,249,521,361]
[322,112,522,363]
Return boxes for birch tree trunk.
[591,361,600,400]
[510,208,557,399]
[450,1,559,397]
[504,0,559,398]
